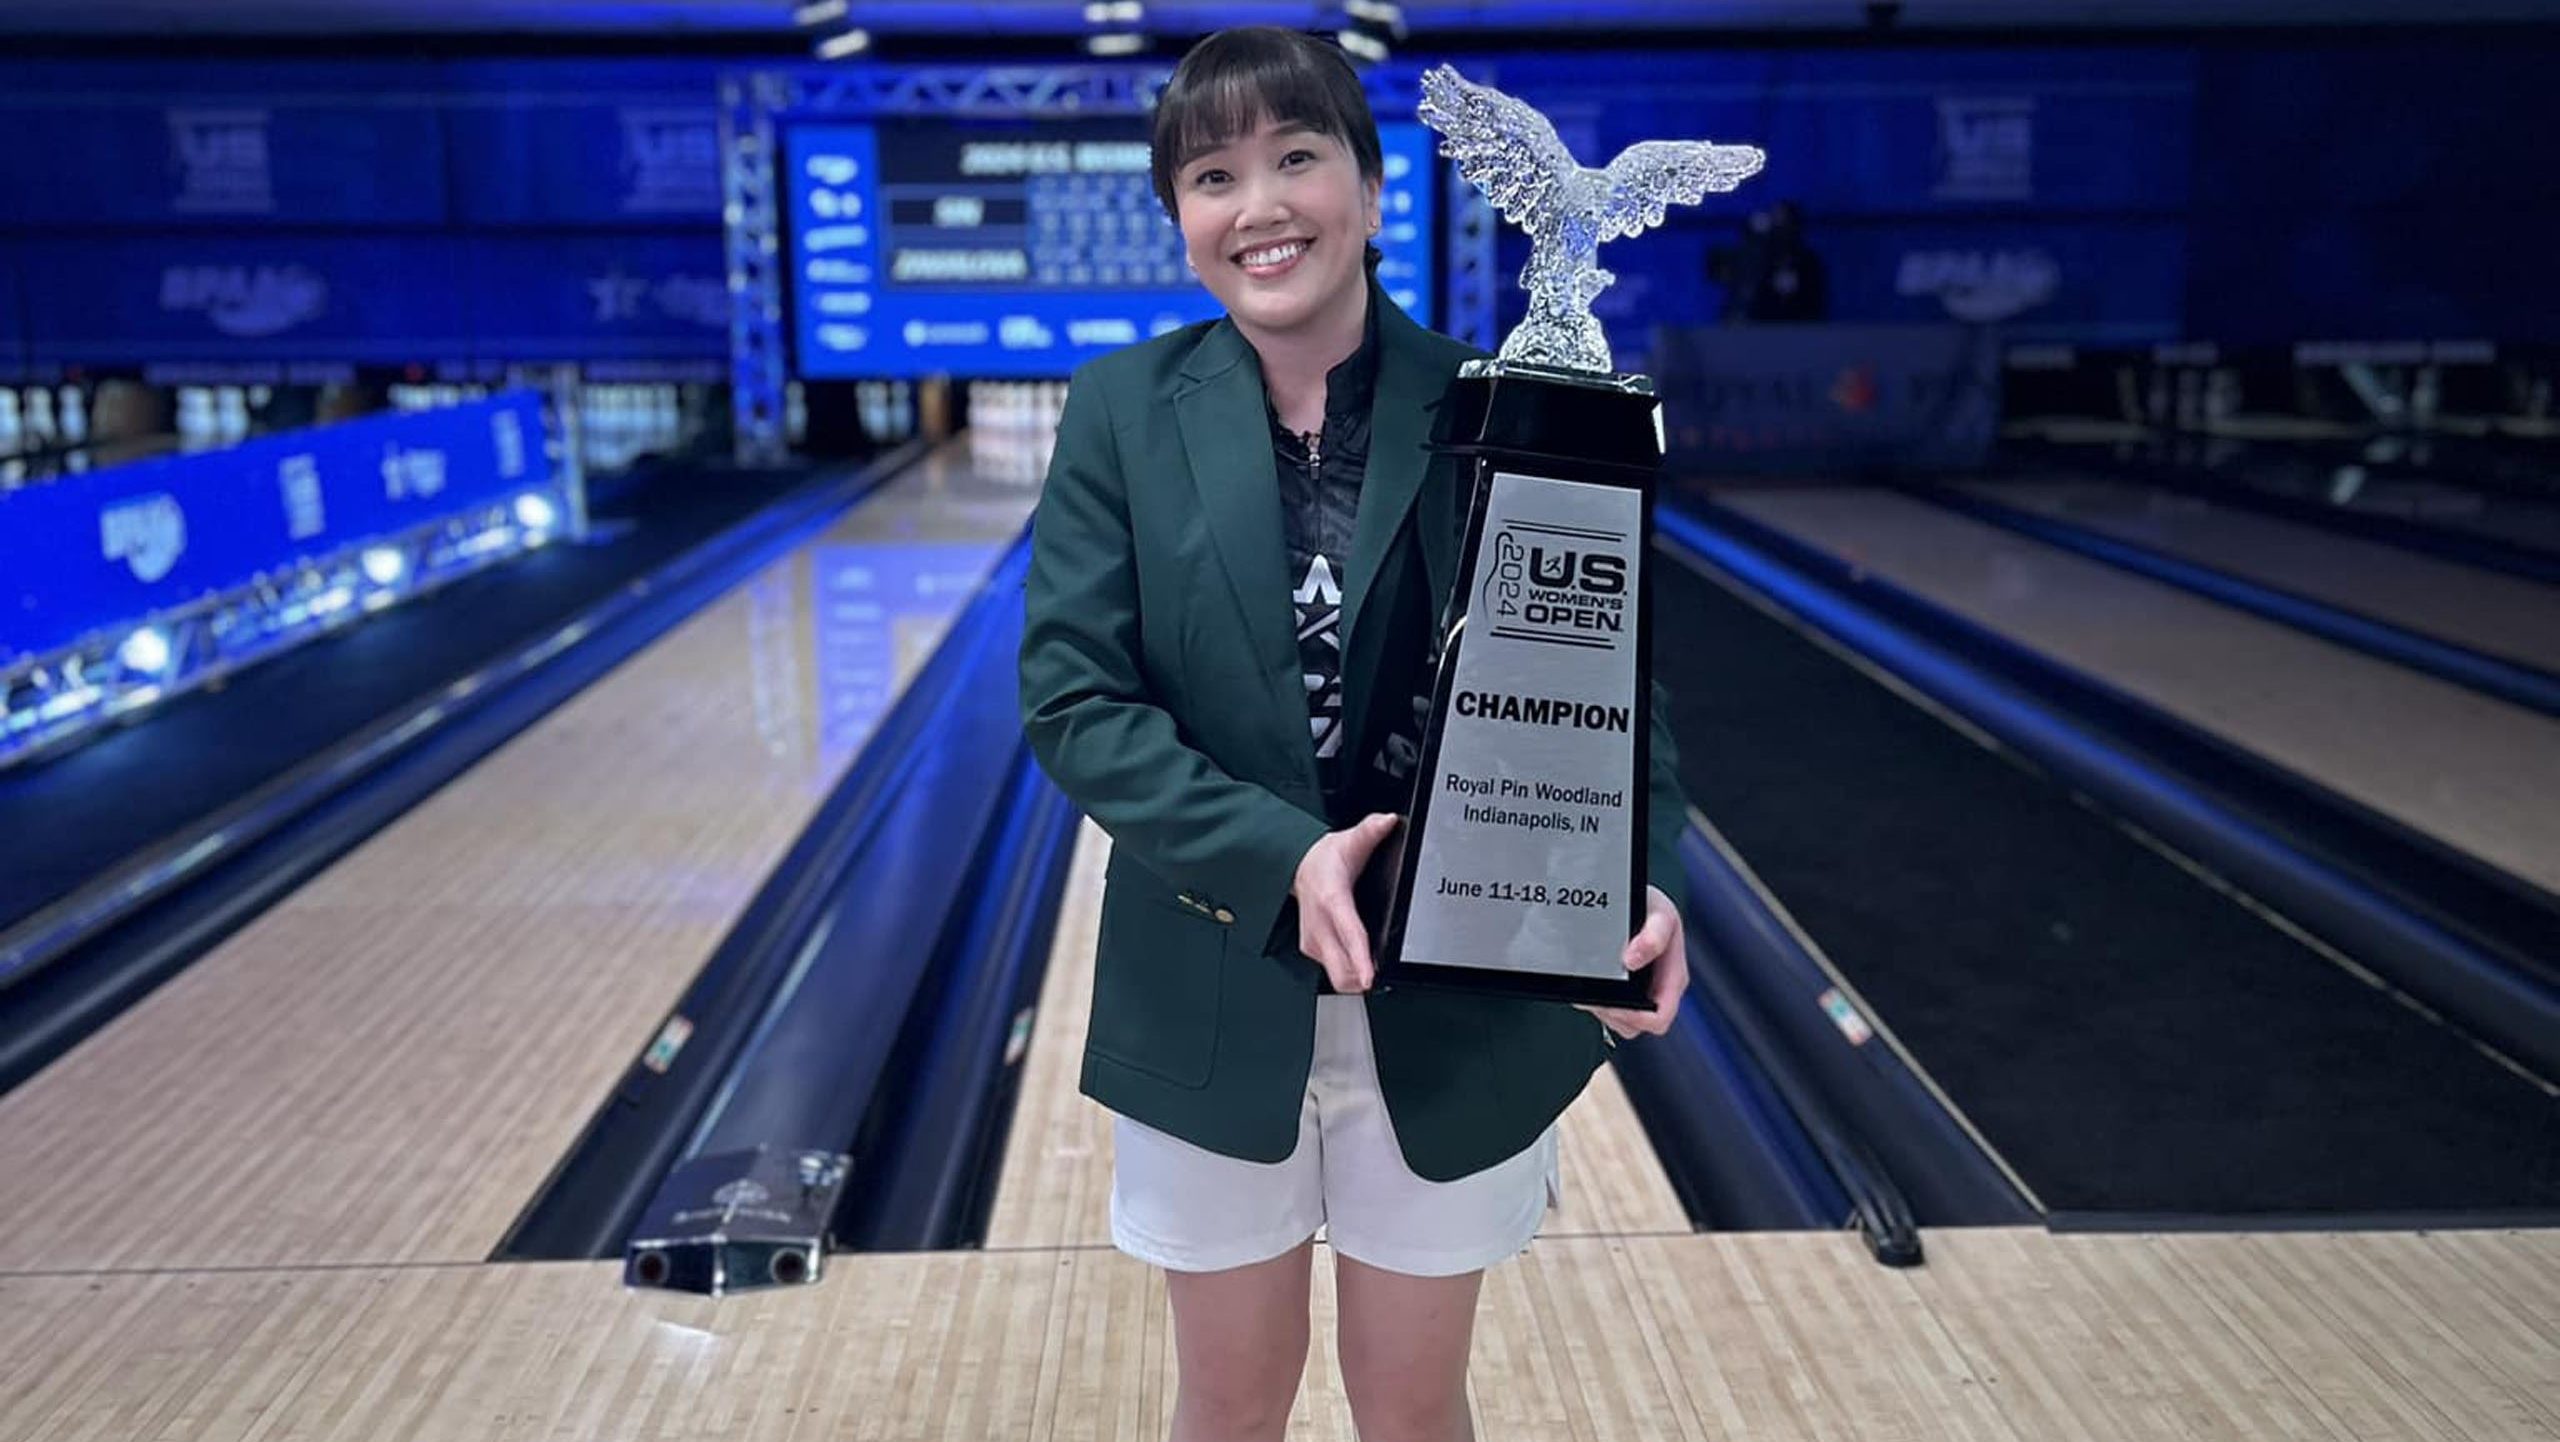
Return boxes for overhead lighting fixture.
[515,492,561,535]
[117,627,174,677]
[1338,0,1404,68]
[815,28,872,59]
[796,0,868,60]
[1084,0,1145,56]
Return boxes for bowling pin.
[178,388,215,448]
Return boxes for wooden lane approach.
[0,442,1031,1274]
[0,1227,2549,1439]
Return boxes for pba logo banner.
[161,265,328,338]
[168,109,276,216]
[1479,525,1631,650]
[99,494,189,584]
[1895,249,2059,322]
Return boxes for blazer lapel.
[1341,297,1449,653]
[1171,321,1305,726]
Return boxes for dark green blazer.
[1018,290,1691,1182]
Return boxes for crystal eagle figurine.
[1418,65,1768,376]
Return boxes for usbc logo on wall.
[161,265,329,339]
[100,494,189,584]
[1933,96,2035,203]
[168,109,277,216]
[619,107,722,216]
[1896,249,2060,322]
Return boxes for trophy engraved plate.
[1396,471,1643,983]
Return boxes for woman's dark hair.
[1149,27,1384,223]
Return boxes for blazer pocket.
[1086,888,1227,1089]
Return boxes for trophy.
[1369,67,1765,1008]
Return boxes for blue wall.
[2,33,2554,380]
[2185,36,2560,343]
[1452,47,2201,358]
[0,58,729,380]
[1455,35,2560,354]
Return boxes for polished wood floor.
[1963,477,2560,676]
[3,1227,2550,1441]
[1717,487,2560,895]
[0,446,1033,1273]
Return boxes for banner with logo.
[1758,48,2193,217]
[1818,219,2188,343]
[1648,325,2001,475]
[0,391,552,667]
[463,234,730,362]
[1484,48,2194,221]
[0,63,449,227]
[19,237,470,367]
[444,61,724,226]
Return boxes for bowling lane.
[985,829,1692,1251]
[0,438,1038,1273]
[1713,487,2560,897]
[1649,543,2560,1218]
[2208,446,2560,556]
[0,461,816,939]
[1961,476,2560,676]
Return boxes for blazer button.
[1214,907,1236,925]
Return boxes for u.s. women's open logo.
[1479,519,1630,651]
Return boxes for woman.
[1018,27,1692,1442]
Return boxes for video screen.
[785,116,1436,378]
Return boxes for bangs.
[1150,28,1381,216]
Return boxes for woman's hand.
[1292,812,1400,994]
[1580,885,1687,1040]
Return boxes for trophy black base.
[1366,363,1663,1014]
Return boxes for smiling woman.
[1018,24,1694,1442]
[1148,28,1385,413]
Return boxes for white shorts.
[1109,993,1561,1279]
